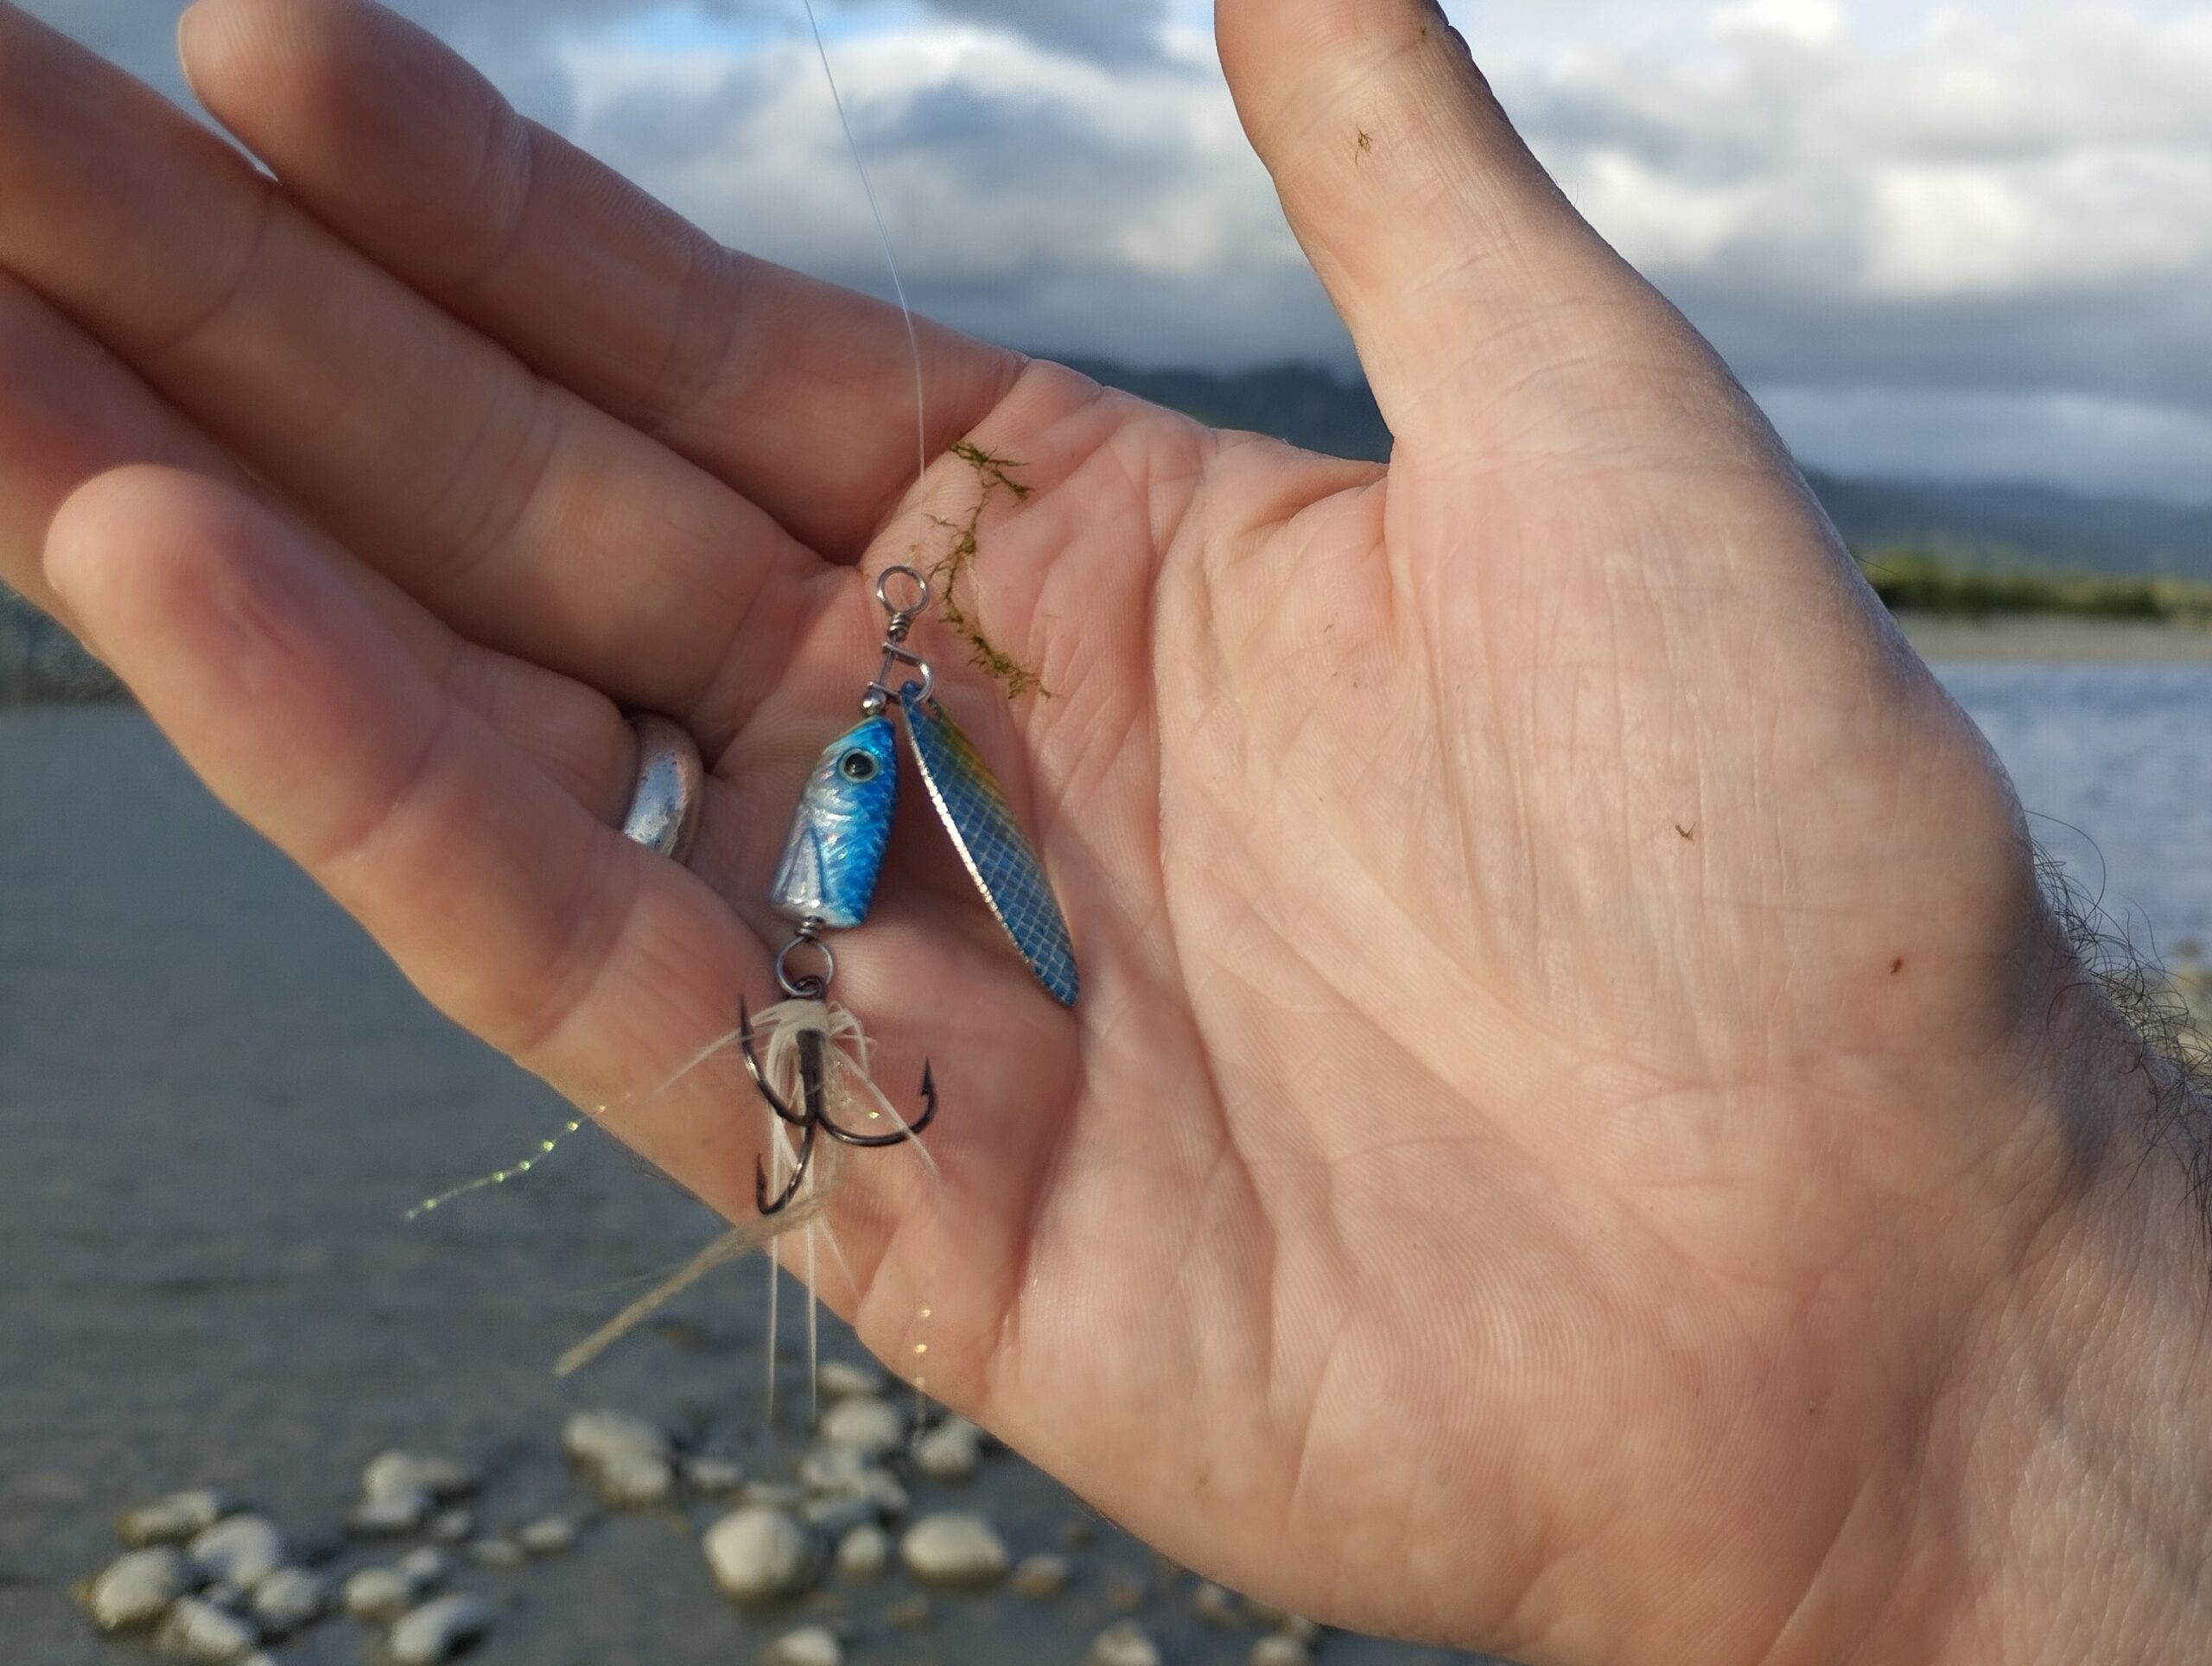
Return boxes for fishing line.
[800,0,931,504]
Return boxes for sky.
[21,0,2212,501]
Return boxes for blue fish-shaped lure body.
[901,689,1079,1008]
[770,716,899,930]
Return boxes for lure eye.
[838,750,880,783]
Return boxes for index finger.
[180,0,1024,563]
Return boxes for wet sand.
[0,709,1491,1666]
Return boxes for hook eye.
[875,564,930,620]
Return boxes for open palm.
[0,1,2113,1662]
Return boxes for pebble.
[1275,1615,1322,1645]
[816,1359,887,1399]
[1103,1567,1148,1612]
[189,1517,287,1589]
[745,1481,808,1510]
[562,1408,671,1469]
[1060,1517,1098,1549]
[1194,1581,1243,1627]
[518,1516,579,1557]
[703,1507,822,1604]
[84,1546,192,1631]
[429,1509,476,1545]
[1087,1619,1165,1666]
[899,1512,1009,1588]
[1249,1637,1312,1666]
[363,1452,479,1504]
[1011,1552,1074,1599]
[153,1597,258,1663]
[248,1567,327,1637]
[803,1494,879,1541]
[834,1523,890,1581]
[469,1539,525,1571]
[388,1593,493,1666]
[591,1448,677,1509]
[121,1490,236,1548]
[397,1546,449,1589]
[346,1486,433,1537]
[911,1417,983,1483]
[340,1566,419,1622]
[766,1623,844,1666]
[798,1448,909,1518]
[880,1593,932,1630]
[685,1456,747,1496]
[818,1395,906,1459]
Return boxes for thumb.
[1218,0,1713,455]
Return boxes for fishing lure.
[745,563,1078,1218]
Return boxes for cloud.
[11,0,2212,498]
[912,0,1170,64]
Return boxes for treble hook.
[740,1001,939,1217]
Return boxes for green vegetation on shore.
[1857,548,2212,625]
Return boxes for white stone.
[469,1539,525,1571]
[1194,1581,1243,1626]
[1011,1552,1073,1599]
[702,1508,822,1604]
[899,1513,1009,1589]
[817,1396,905,1459]
[363,1452,478,1503]
[816,1359,887,1399]
[685,1456,746,1496]
[84,1546,191,1631]
[388,1593,493,1666]
[562,1408,670,1468]
[396,1546,449,1590]
[1087,1620,1164,1666]
[340,1567,417,1622]
[346,1485,432,1536]
[798,1447,906,1517]
[188,1517,286,1589]
[590,1449,676,1508]
[429,1509,475,1544]
[833,1523,889,1581]
[248,1567,326,1637]
[1275,1615,1322,1645]
[1250,1636,1312,1666]
[802,1495,877,1541]
[121,1490,235,1548]
[766,1623,844,1666]
[912,1418,983,1483]
[517,1516,578,1557]
[153,1597,257,1663]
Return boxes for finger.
[0,270,631,815]
[41,465,770,1223]
[0,3,813,729]
[179,0,1022,560]
[1216,0,1748,456]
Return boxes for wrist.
[1890,1053,2212,1664]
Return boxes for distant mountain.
[1065,359,2212,582]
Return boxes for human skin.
[0,0,2207,1659]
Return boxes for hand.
[4,1,2206,1660]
